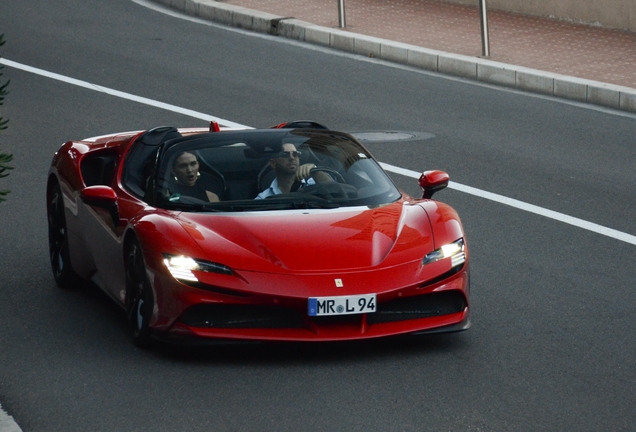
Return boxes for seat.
[190,152,227,199]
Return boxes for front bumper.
[158,267,470,342]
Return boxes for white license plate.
[308,294,376,316]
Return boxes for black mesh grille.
[179,291,466,330]
[309,314,362,326]
[367,291,466,324]
[178,304,305,329]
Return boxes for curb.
[155,0,636,114]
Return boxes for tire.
[124,238,154,348]
[47,181,81,288]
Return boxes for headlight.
[163,254,233,282]
[423,238,465,267]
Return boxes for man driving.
[255,143,330,199]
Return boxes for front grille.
[367,291,466,324]
[179,291,466,330]
[179,304,305,329]
[309,314,362,326]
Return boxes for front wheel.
[47,181,81,288]
[125,239,155,348]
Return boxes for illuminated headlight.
[423,238,466,267]
[163,254,232,282]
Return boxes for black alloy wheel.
[125,238,154,348]
[47,182,81,288]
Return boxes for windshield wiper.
[291,200,340,209]
[163,198,341,213]
[214,198,341,212]
[162,202,224,212]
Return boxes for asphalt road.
[0,0,635,430]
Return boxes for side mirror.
[419,170,449,199]
[80,186,121,226]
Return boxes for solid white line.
[380,162,636,246]
[0,58,248,129]
[2,58,634,246]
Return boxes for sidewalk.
[155,0,636,112]
[226,0,636,90]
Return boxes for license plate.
[308,294,376,316]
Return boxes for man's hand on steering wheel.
[295,163,317,182]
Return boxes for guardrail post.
[479,0,490,56]
[338,0,346,28]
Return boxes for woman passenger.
[169,151,221,202]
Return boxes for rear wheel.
[47,182,81,288]
[125,238,154,348]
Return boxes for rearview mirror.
[80,186,121,226]
[419,170,449,199]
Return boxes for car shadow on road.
[150,331,471,365]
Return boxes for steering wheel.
[297,181,358,200]
[310,166,346,184]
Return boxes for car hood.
[175,201,434,272]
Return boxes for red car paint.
[47,126,470,346]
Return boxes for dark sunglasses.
[275,150,302,159]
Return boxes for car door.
[77,148,131,303]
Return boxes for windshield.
[154,129,401,212]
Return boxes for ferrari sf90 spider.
[47,121,470,347]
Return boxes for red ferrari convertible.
[47,121,470,347]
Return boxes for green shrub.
[0,33,13,203]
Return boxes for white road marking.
[0,402,22,432]
[380,163,636,246]
[0,58,247,129]
[1,58,634,246]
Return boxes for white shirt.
[255,177,315,199]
